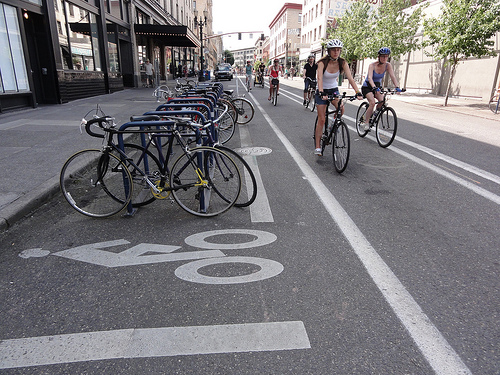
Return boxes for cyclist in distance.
[245,60,253,90]
[360,47,402,131]
[315,39,362,155]
[258,61,266,83]
[268,59,282,100]
[303,54,317,105]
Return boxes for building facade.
[268,3,302,69]
[0,0,211,112]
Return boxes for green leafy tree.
[367,0,427,59]
[327,0,372,64]
[223,50,234,66]
[423,0,500,105]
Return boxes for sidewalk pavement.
[0,80,498,232]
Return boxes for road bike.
[489,88,499,114]
[270,78,279,106]
[304,77,317,112]
[222,91,255,124]
[60,112,241,218]
[355,88,405,148]
[313,92,357,173]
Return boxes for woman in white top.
[315,39,362,155]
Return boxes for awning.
[134,24,200,47]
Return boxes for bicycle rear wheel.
[218,98,237,122]
[272,88,278,106]
[216,145,257,207]
[333,120,350,173]
[215,102,236,144]
[60,149,133,218]
[376,107,397,148]
[170,147,241,217]
[356,102,369,137]
[232,98,255,124]
[116,144,164,207]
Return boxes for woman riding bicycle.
[268,59,282,101]
[315,39,362,155]
[360,47,402,131]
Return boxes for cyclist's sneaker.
[362,122,370,132]
[314,148,322,156]
[303,99,307,105]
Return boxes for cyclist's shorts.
[304,79,316,92]
[361,82,381,97]
[271,78,279,86]
[315,87,339,105]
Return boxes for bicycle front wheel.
[232,98,255,124]
[376,107,397,148]
[60,149,133,218]
[170,147,241,217]
[356,102,369,137]
[333,120,350,173]
[489,95,499,114]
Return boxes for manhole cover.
[233,147,272,156]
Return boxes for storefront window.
[0,4,29,93]
[55,1,101,71]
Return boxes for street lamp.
[194,9,208,82]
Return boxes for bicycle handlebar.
[324,92,359,102]
[81,116,115,138]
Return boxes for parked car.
[214,65,233,81]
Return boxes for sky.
[211,0,290,51]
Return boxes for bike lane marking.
[238,120,274,222]
[253,98,473,375]
[0,321,310,369]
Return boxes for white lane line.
[343,114,500,186]
[0,321,310,369]
[238,118,274,223]
[259,106,472,375]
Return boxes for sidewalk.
[0,81,498,232]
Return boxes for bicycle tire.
[310,96,316,112]
[356,102,369,137]
[60,149,133,218]
[232,98,255,124]
[272,88,278,106]
[216,145,257,207]
[333,120,350,173]
[489,95,499,114]
[115,144,164,207]
[376,107,397,148]
[218,98,237,122]
[215,102,236,144]
[170,147,241,217]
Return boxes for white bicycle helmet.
[326,39,343,49]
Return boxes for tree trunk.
[444,58,458,107]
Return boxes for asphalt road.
[0,77,498,374]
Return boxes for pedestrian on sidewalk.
[145,59,154,87]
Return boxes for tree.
[367,0,427,59]
[223,50,234,66]
[327,0,372,64]
[423,0,500,105]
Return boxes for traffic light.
[261,34,265,41]
[238,33,242,40]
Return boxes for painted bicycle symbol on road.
[19,229,284,285]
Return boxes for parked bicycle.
[313,92,356,173]
[60,110,241,218]
[304,77,317,112]
[355,88,405,148]
[222,91,255,124]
